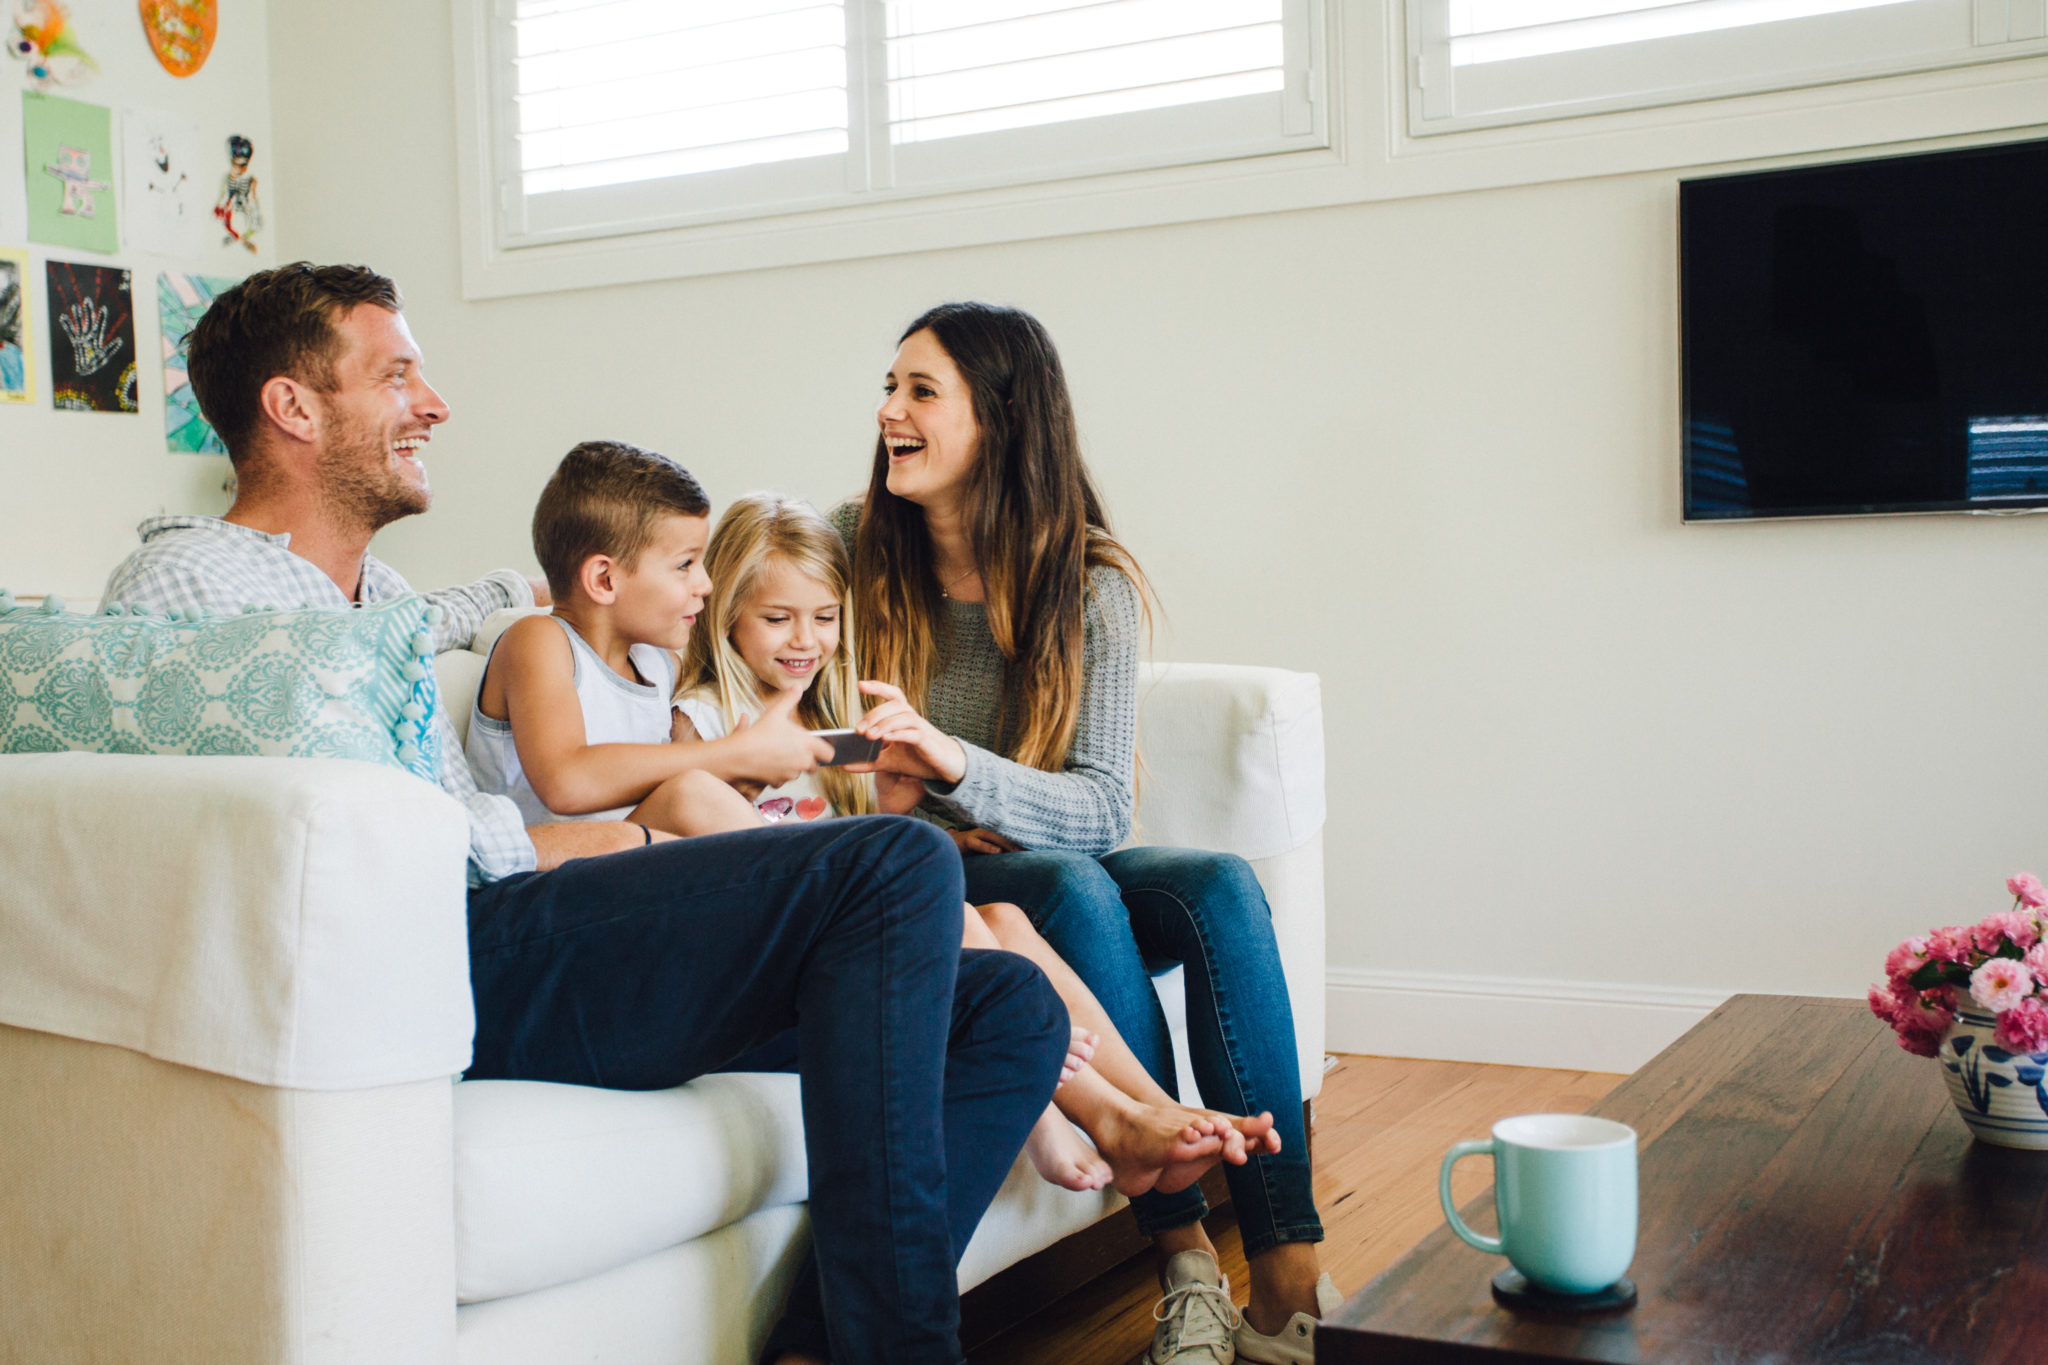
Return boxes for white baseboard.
[1325,969,1742,1075]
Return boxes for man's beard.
[318,416,431,533]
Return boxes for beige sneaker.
[1146,1250,1241,1365]
[1231,1274,1343,1365]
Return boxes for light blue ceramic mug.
[1439,1113,1638,1296]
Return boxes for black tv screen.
[1681,138,2048,521]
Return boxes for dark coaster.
[1490,1267,1638,1315]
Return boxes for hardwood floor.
[968,1053,1625,1365]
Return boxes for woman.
[839,302,1338,1365]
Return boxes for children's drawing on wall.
[122,110,204,257]
[159,270,232,452]
[0,249,34,405]
[214,135,261,255]
[23,92,117,254]
[7,1,97,89]
[45,259,136,413]
[139,0,215,78]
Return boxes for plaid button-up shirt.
[102,515,539,886]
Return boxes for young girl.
[673,493,1275,1196]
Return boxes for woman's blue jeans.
[962,845,1323,1257]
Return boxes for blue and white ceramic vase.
[1938,1005,2048,1149]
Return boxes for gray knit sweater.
[831,501,1140,856]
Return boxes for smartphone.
[811,728,883,767]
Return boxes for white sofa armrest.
[1132,663,1328,1099]
[0,753,475,1089]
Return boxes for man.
[102,262,1071,1364]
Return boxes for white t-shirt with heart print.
[674,692,835,823]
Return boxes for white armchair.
[0,652,1324,1364]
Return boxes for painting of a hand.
[59,297,122,375]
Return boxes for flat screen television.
[1681,138,2048,521]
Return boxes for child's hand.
[875,769,925,815]
[730,686,833,786]
[949,827,1020,856]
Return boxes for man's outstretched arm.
[419,569,540,653]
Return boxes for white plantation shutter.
[885,0,1315,188]
[502,0,855,240]
[488,0,1323,245]
[1408,0,2048,132]
[886,0,1288,144]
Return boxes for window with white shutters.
[1407,0,2048,133]
[487,0,1325,247]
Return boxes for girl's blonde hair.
[679,493,875,817]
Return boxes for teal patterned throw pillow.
[0,591,444,781]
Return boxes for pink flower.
[1976,911,2042,954]
[1867,984,1901,1025]
[1894,1026,1944,1058]
[1995,998,2048,1054]
[1885,936,1932,989]
[1915,984,1957,1016]
[2009,873,2048,909]
[1926,926,1975,964]
[2026,943,2048,978]
[1898,989,1955,1034]
[1970,958,2035,1012]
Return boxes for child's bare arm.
[490,618,831,813]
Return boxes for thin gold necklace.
[939,563,978,600]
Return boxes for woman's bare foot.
[1196,1107,1281,1156]
[1089,1102,1228,1197]
[1024,1107,1113,1190]
[1060,1026,1097,1088]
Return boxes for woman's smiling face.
[877,327,980,508]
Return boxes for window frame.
[1403,0,2048,136]
[448,0,2048,300]
[469,0,1332,251]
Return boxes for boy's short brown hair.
[532,441,710,601]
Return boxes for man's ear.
[257,374,320,445]
[578,554,620,605]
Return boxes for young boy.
[466,440,832,839]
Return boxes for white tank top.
[466,616,679,825]
[674,691,835,824]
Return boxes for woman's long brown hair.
[853,302,1148,772]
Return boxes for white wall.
[254,4,2048,1069]
[0,0,271,599]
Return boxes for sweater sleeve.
[828,498,862,552]
[929,566,1140,857]
[422,570,534,653]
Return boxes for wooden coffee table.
[1318,993,2048,1364]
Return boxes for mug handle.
[1440,1139,1503,1253]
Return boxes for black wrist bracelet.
[635,822,652,846]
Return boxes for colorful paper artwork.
[0,249,34,405]
[7,1,97,89]
[122,109,205,257]
[139,0,214,78]
[159,270,232,452]
[24,92,117,255]
[213,134,260,254]
[45,260,136,413]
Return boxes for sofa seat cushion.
[454,1071,806,1304]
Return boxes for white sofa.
[0,640,1326,1365]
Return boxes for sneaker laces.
[1151,1277,1243,1363]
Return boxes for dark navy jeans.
[962,845,1322,1258]
[465,815,1068,1364]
